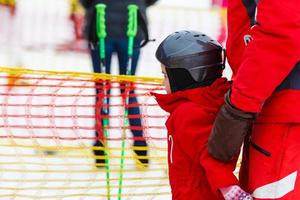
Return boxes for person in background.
[57,0,86,52]
[80,0,157,168]
[211,0,228,45]
[69,0,85,41]
[0,0,17,88]
[208,0,300,199]
[154,30,252,200]
[0,0,15,15]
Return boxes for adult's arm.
[208,0,300,161]
[230,0,300,112]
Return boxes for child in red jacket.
[153,31,252,200]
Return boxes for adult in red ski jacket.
[154,31,253,200]
[208,0,300,199]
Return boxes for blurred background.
[0,0,229,78]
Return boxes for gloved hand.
[208,90,256,162]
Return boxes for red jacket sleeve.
[173,104,239,192]
[226,0,251,75]
[228,0,300,112]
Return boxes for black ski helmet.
[156,30,225,93]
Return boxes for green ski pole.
[118,4,139,200]
[96,3,111,200]
[126,4,139,76]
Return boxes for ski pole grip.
[127,4,138,56]
[96,3,106,59]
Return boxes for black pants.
[90,37,145,146]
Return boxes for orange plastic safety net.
[0,67,170,199]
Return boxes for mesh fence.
[0,67,169,199]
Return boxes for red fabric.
[212,0,228,8]
[257,90,300,123]
[70,14,84,40]
[222,0,228,7]
[240,123,300,199]
[153,78,239,200]
[227,1,300,198]
[226,0,300,113]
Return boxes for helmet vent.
[194,34,200,37]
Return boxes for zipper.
[168,135,174,164]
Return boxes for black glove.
[208,90,256,162]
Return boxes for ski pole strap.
[136,10,153,48]
[127,4,138,57]
[96,3,107,60]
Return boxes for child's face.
[161,64,171,94]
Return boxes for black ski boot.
[93,140,105,168]
[133,140,149,168]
